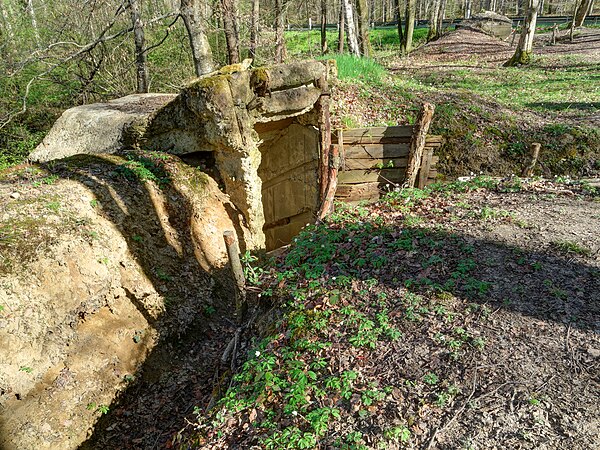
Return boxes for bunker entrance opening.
[256,117,321,252]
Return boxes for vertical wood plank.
[316,75,332,202]
[418,147,434,189]
[405,103,435,188]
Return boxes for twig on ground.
[426,365,479,450]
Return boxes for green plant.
[384,425,411,443]
[423,372,439,385]
[155,269,172,281]
[86,402,109,414]
[33,175,59,187]
[241,251,263,285]
[46,201,60,212]
[553,240,591,256]
[19,366,33,374]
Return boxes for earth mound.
[0,152,244,449]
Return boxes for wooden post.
[404,103,435,188]
[521,142,541,177]
[551,23,558,45]
[417,147,434,189]
[317,140,340,220]
[316,75,332,203]
[223,230,247,322]
[338,128,346,171]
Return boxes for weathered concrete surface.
[29,94,177,162]
[458,11,513,39]
[29,60,333,250]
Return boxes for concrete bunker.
[30,60,335,253]
[457,11,513,39]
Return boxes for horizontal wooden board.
[336,182,382,197]
[339,126,414,140]
[343,157,408,170]
[338,169,406,184]
[342,143,410,159]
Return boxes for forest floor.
[183,177,600,449]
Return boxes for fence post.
[405,103,435,188]
[521,143,541,177]
[223,230,247,323]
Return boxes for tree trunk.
[321,0,328,54]
[356,0,370,57]
[428,0,440,40]
[181,0,215,76]
[435,0,447,38]
[249,0,259,60]
[27,0,41,46]
[504,0,541,66]
[574,0,593,26]
[275,0,287,63]
[129,0,149,93]
[401,0,415,54]
[0,0,13,42]
[220,0,240,64]
[343,0,361,56]
[393,0,404,45]
[338,0,345,53]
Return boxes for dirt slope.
[0,152,242,449]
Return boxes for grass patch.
[319,54,387,83]
[553,240,592,256]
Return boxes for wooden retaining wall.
[333,126,442,203]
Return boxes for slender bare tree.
[338,0,345,53]
[428,0,441,40]
[401,0,416,54]
[574,0,593,26]
[393,0,404,46]
[249,0,259,60]
[220,0,240,64]
[128,0,149,93]
[342,0,360,56]
[504,0,541,66]
[180,0,215,76]
[275,0,287,63]
[356,0,370,56]
[321,0,327,54]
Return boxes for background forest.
[0,0,597,170]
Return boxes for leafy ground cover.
[178,177,599,449]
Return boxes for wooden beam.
[344,157,408,170]
[338,169,405,184]
[344,143,410,159]
[317,138,339,219]
[521,142,541,177]
[404,103,435,188]
[223,230,247,323]
[340,126,414,140]
[417,147,434,189]
[316,75,332,203]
